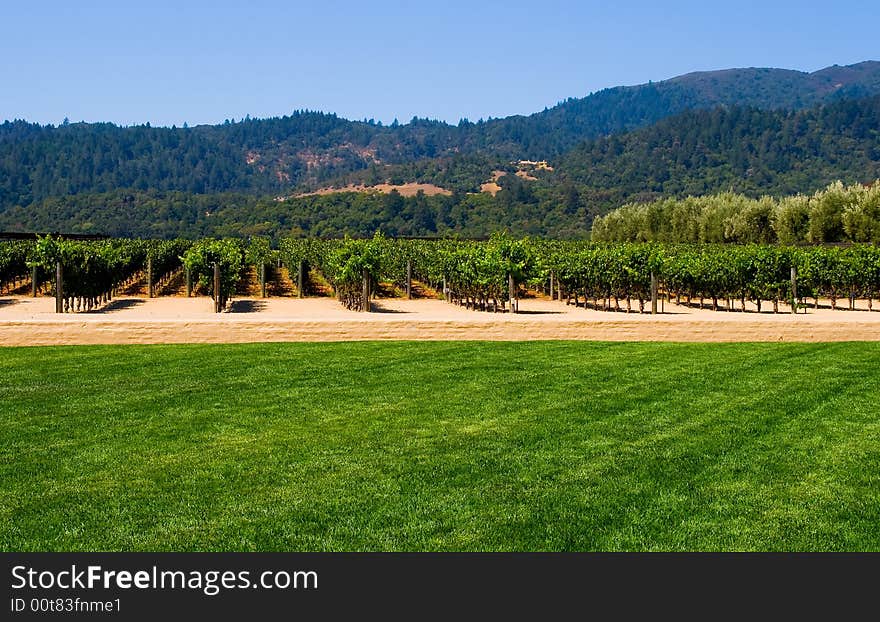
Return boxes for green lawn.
[2,341,879,551]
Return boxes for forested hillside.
[0,188,593,239]
[557,94,880,200]
[467,61,880,157]
[2,61,878,214]
[3,94,879,239]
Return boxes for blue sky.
[2,0,878,127]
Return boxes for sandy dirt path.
[1,295,879,345]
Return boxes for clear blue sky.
[3,0,878,127]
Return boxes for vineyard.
[3,235,880,315]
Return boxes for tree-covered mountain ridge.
[2,61,879,209]
[3,94,879,240]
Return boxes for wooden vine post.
[185,266,192,297]
[406,260,412,300]
[147,257,154,298]
[549,270,555,301]
[361,268,370,312]
[298,260,304,299]
[213,262,221,313]
[790,266,798,315]
[508,273,517,314]
[260,263,267,298]
[31,265,38,297]
[650,271,658,315]
[55,262,63,313]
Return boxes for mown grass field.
[2,341,879,551]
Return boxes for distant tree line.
[591,181,880,244]
[0,188,595,240]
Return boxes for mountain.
[3,95,878,240]
[489,61,880,156]
[557,94,880,202]
[1,61,879,212]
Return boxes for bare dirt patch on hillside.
[480,170,507,196]
[295,182,452,198]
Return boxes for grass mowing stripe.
[1,341,879,551]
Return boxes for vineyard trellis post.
[260,263,267,298]
[298,261,304,299]
[650,271,656,314]
[213,262,221,313]
[549,270,555,301]
[31,265,37,297]
[406,260,412,300]
[362,268,370,312]
[508,273,517,314]
[55,262,63,314]
[147,257,154,298]
[185,266,192,297]
[790,266,798,315]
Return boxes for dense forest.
[0,188,594,239]
[557,95,880,201]
[351,94,880,205]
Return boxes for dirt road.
[2,295,879,345]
